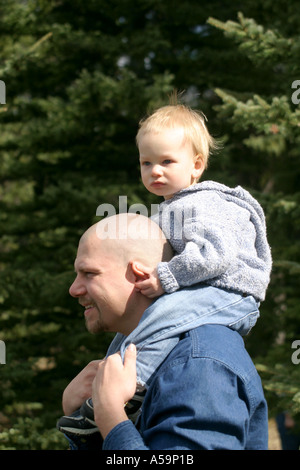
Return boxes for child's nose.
[151,165,163,177]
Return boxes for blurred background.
[0,0,300,449]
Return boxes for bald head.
[71,214,173,335]
[80,213,173,268]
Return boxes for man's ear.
[130,261,150,281]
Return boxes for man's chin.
[85,317,108,335]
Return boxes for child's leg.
[114,285,260,387]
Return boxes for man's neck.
[119,294,153,336]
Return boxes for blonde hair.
[136,103,217,169]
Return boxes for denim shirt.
[103,325,268,450]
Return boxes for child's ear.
[131,262,150,281]
[192,154,205,180]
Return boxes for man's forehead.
[74,254,97,271]
[74,235,98,267]
[74,235,117,271]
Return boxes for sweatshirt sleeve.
[157,197,240,293]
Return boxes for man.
[61,213,268,450]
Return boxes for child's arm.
[157,202,238,294]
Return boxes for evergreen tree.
[0,0,174,449]
[0,0,244,449]
[207,10,300,422]
[1,0,299,449]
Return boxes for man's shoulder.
[161,325,258,382]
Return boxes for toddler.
[135,103,272,303]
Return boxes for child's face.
[138,126,203,200]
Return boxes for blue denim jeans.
[106,285,260,387]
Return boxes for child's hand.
[135,266,165,298]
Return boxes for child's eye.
[163,159,172,164]
[141,161,151,166]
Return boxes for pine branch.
[0,32,53,77]
[207,12,293,65]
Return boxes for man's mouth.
[85,304,94,310]
[81,303,96,314]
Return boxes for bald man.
[60,214,171,418]
[58,213,268,450]
[69,214,172,336]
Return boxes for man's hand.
[92,344,137,439]
[62,359,103,415]
[135,266,165,298]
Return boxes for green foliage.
[1,0,300,449]
[0,417,67,450]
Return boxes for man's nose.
[69,276,86,298]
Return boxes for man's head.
[69,213,173,336]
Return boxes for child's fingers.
[140,287,160,298]
[135,279,151,289]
